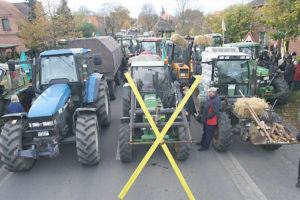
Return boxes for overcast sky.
[7,0,252,17]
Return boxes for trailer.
[67,36,122,100]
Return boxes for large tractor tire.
[272,77,290,105]
[96,81,111,128]
[123,98,130,117]
[174,127,191,161]
[108,80,116,100]
[114,70,121,86]
[212,112,233,152]
[261,110,282,151]
[119,123,132,162]
[0,121,34,172]
[75,114,100,165]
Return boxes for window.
[259,32,266,47]
[2,19,10,31]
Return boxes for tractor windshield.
[215,60,249,95]
[40,55,78,85]
[132,66,170,93]
[141,42,160,54]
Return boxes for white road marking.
[116,141,120,160]
[215,151,268,200]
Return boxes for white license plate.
[38,131,49,137]
[180,73,186,77]
[263,76,269,80]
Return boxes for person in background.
[292,52,297,66]
[182,86,195,124]
[196,87,221,151]
[24,79,35,112]
[294,63,300,91]
[284,59,295,87]
[8,95,25,114]
[296,132,300,187]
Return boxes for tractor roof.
[131,61,165,67]
[40,48,91,57]
[202,47,250,61]
[138,38,162,42]
[223,42,260,48]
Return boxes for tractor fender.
[1,112,27,121]
[84,73,104,103]
[72,107,96,124]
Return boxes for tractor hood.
[28,84,71,118]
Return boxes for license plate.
[263,76,269,80]
[38,131,49,137]
[25,69,29,73]
[180,73,186,77]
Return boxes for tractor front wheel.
[119,123,132,162]
[114,70,121,86]
[212,112,233,152]
[75,114,100,165]
[174,127,191,161]
[0,120,34,172]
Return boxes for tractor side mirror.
[93,54,102,65]
[7,60,15,71]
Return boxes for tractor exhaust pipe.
[32,58,43,94]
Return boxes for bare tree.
[174,0,192,34]
[138,3,158,31]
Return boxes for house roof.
[13,3,30,17]
[251,0,267,8]
[0,44,19,49]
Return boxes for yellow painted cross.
[118,72,202,199]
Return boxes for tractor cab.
[199,47,251,101]
[137,38,162,55]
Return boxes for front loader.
[0,48,111,171]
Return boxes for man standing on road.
[196,87,221,151]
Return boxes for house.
[251,0,300,56]
[0,0,30,55]
[153,7,175,37]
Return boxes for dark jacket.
[8,102,25,114]
[24,86,35,106]
[284,63,295,84]
[184,95,195,121]
[202,94,221,125]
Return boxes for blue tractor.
[0,48,111,171]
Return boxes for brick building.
[0,0,30,55]
[251,0,300,56]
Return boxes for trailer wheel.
[119,123,132,162]
[272,77,290,105]
[0,121,34,172]
[114,70,121,86]
[174,127,191,161]
[108,80,116,100]
[212,112,233,152]
[96,81,111,127]
[75,114,100,165]
[123,98,130,117]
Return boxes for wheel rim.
[174,143,179,152]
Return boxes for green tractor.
[0,62,28,125]
[223,42,290,104]
[119,55,192,162]
[192,47,296,151]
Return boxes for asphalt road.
[0,85,299,200]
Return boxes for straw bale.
[170,34,188,48]
[194,35,213,46]
[234,97,270,118]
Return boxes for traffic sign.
[243,32,255,42]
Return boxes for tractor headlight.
[31,122,40,128]
[42,121,54,126]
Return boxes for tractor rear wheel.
[0,120,34,172]
[108,80,116,100]
[212,112,233,152]
[119,123,132,162]
[114,70,121,86]
[96,81,111,128]
[272,77,290,105]
[174,127,191,161]
[75,114,100,165]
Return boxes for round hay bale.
[194,35,213,46]
[170,34,188,48]
[234,97,270,118]
[204,35,213,46]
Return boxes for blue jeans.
[199,124,217,149]
[294,81,300,91]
